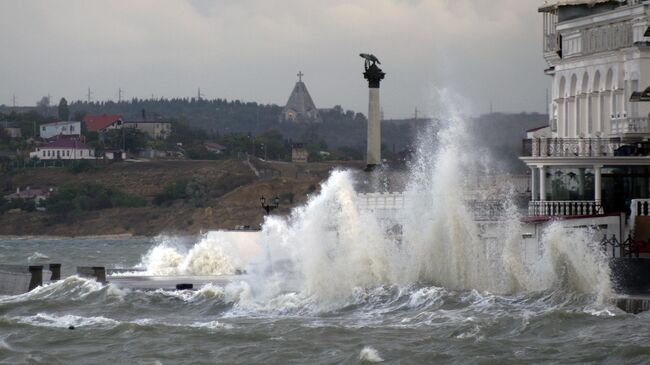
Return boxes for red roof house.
[82,114,123,132]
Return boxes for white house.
[39,121,82,139]
[30,139,95,160]
[122,120,172,139]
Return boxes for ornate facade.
[522,0,650,217]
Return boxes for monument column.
[361,54,386,170]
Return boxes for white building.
[30,139,95,160]
[39,121,82,139]
[122,120,172,139]
[522,0,650,220]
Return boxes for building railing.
[630,199,650,236]
[611,117,650,135]
[522,138,622,157]
[529,200,603,217]
[601,234,650,259]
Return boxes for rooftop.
[6,187,54,200]
[83,114,122,132]
[283,71,321,122]
[43,139,92,149]
[41,120,80,127]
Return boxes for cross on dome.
[297,71,304,82]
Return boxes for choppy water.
[0,237,649,364]
[2,91,649,364]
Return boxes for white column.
[539,165,547,202]
[598,92,603,133]
[530,167,537,201]
[576,96,581,136]
[367,88,381,166]
[564,100,569,137]
[585,94,594,137]
[594,165,602,203]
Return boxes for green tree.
[58,98,69,120]
[104,128,147,152]
[255,129,287,160]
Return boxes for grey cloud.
[0,0,549,117]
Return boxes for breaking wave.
[70,89,614,314]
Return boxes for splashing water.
[253,89,610,308]
[138,231,261,276]
[359,346,384,363]
[134,89,611,310]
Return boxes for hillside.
[0,159,364,237]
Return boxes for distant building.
[82,114,123,133]
[281,71,321,123]
[1,121,22,138]
[30,139,95,160]
[39,121,82,139]
[204,142,226,154]
[292,143,308,163]
[104,149,126,161]
[123,120,172,139]
[5,187,55,210]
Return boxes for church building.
[281,71,322,123]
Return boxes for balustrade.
[528,200,602,217]
[611,117,650,135]
[523,138,622,157]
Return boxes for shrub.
[280,191,294,204]
[154,179,189,205]
[44,183,146,212]
[67,160,95,174]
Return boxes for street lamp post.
[260,195,280,215]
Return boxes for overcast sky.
[0,0,549,118]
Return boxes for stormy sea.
[2,92,649,364]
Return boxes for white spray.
[136,89,611,309]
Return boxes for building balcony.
[522,138,622,157]
[528,200,603,217]
[611,117,650,137]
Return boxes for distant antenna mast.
[197,87,204,100]
[118,88,123,103]
[87,87,93,103]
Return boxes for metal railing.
[601,234,650,259]
[522,138,622,157]
[529,200,603,217]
